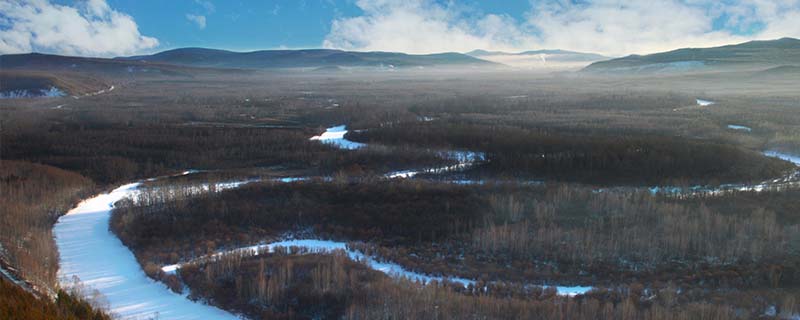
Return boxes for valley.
[2,37,800,319]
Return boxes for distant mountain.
[0,52,244,78]
[584,37,800,73]
[466,49,608,69]
[118,48,499,69]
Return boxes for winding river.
[52,125,800,319]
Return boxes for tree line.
[348,122,793,185]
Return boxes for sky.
[1,0,799,58]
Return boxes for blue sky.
[103,0,364,51]
[1,0,798,57]
[99,0,534,51]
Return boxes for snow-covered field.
[54,182,240,319]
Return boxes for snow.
[727,124,751,132]
[764,150,800,166]
[764,305,777,317]
[386,151,486,179]
[0,261,28,291]
[309,126,485,178]
[418,116,436,122]
[551,286,594,297]
[72,85,116,99]
[309,125,366,150]
[162,239,591,296]
[54,182,240,320]
[0,87,65,99]
[627,150,800,197]
[696,99,715,106]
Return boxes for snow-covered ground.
[72,85,115,99]
[162,239,591,296]
[309,125,365,150]
[764,150,800,166]
[696,99,715,106]
[0,87,65,99]
[54,182,240,319]
[727,124,751,131]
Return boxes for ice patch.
[310,125,366,150]
[726,124,751,132]
[696,99,715,106]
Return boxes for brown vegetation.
[0,160,93,292]
[180,249,800,320]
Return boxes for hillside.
[119,48,499,69]
[0,53,249,79]
[0,71,109,98]
[584,37,800,73]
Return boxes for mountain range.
[583,37,800,73]
[118,48,497,69]
[2,38,799,79]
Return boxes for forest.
[175,246,798,320]
[108,176,800,319]
[1,68,799,319]
[347,122,793,185]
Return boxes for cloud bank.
[324,0,800,56]
[0,0,158,56]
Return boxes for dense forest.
[0,124,449,185]
[111,180,487,266]
[347,122,794,185]
[109,176,800,319]
[177,249,799,320]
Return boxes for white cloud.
[0,0,158,56]
[525,0,800,56]
[323,0,800,56]
[323,0,533,54]
[186,13,207,29]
